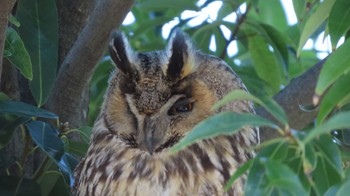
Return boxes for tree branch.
[0,0,16,89]
[257,59,325,142]
[47,0,135,128]
[56,0,96,65]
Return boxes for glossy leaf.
[328,0,350,47]
[315,38,350,96]
[304,111,350,143]
[26,120,64,160]
[297,0,336,56]
[213,90,288,126]
[16,0,58,106]
[248,35,283,92]
[171,111,276,153]
[0,100,57,119]
[317,74,350,124]
[5,27,33,80]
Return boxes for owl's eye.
[168,99,194,115]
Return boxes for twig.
[220,4,252,59]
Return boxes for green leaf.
[137,0,198,11]
[248,35,283,92]
[313,135,342,176]
[66,140,89,157]
[313,154,342,195]
[303,111,350,143]
[0,176,41,196]
[16,0,58,107]
[297,0,336,56]
[293,0,306,22]
[259,23,289,69]
[328,0,350,47]
[170,111,276,153]
[0,100,57,119]
[245,142,289,194]
[5,27,33,80]
[26,120,64,161]
[265,160,308,195]
[254,0,288,31]
[337,179,350,196]
[213,90,288,126]
[315,37,350,96]
[317,73,350,124]
[192,24,214,52]
[224,159,253,191]
[0,117,30,149]
[8,15,20,27]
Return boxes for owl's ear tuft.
[109,31,135,75]
[166,29,195,80]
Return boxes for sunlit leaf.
[315,39,350,95]
[304,111,350,143]
[213,90,288,126]
[297,0,336,56]
[293,0,306,22]
[5,27,33,80]
[328,0,350,47]
[171,111,276,153]
[0,100,57,119]
[17,0,58,107]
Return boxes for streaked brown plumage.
[73,30,258,195]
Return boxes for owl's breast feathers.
[73,116,257,196]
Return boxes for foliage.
[1,0,350,195]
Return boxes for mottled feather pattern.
[73,30,258,195]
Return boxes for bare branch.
[0,0,16,89]
[47,0,135,128]
[257,59,325,142]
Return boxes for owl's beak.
[145,132,156,154]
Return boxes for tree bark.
[257,59,325,142]
[56,0,96,65]
[0,0,16,89]
[47,0,135,129]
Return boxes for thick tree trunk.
[47,0,135,129]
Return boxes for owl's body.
[73,30,258,195]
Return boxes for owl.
[72,30,259,196]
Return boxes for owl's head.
[104,30,248,155]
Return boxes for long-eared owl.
[73,29,259,195]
